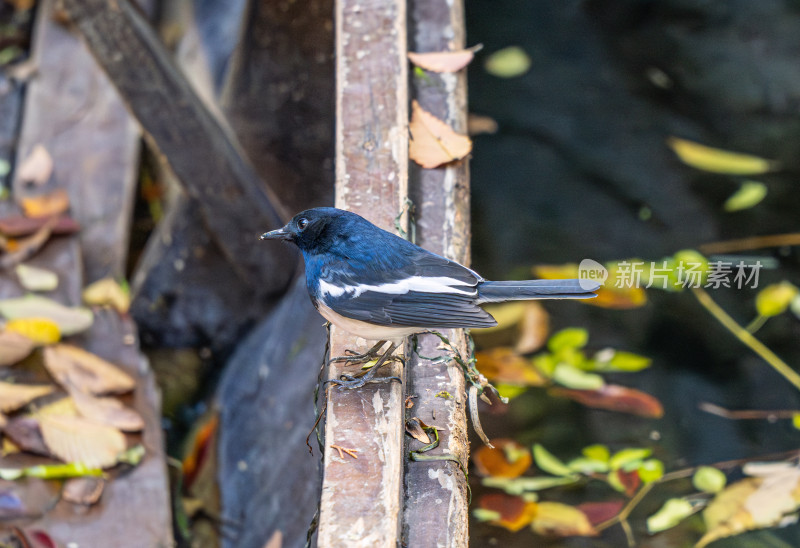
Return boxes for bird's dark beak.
[260,224,293,241]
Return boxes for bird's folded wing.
[326,289,497,329]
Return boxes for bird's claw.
[325,375,402,389]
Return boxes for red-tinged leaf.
[550,384,664,418]
[577,500,625,526]
[408,45,481,73]
[478,493,538,532]
[29,530,58,548]
[0,216,57,269]
[473,439,532,478]
[183,414,218,490]
[613,468,641,497]
[409,100,472,169]
[0,214,80,237]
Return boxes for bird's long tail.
[475,279,599,304]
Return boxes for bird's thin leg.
[326,342,402,389]
[328,340,387,365]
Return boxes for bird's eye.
[297,218,309,231]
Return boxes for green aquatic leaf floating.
[484,46,531,78]
[532,444,574,477]
[693,466,727,494]
[647,498,695,534]
[552,363,604,390]
[755,281,799,318]
[547,327,589,353]
[724,180,768,212]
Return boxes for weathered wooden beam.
[57,0,295,297]
[403,0,471,544]
[317,0,409,545]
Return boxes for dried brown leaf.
[467,114,499,136]
[0,381,54,412]
[0,330,35,366]
[409,100,472,169]
[3,417,50,456]
[44,344,135,395]
[408,45,481,73]
[515,302,550,354]
[62,477,105,506]
[16,145,53,186]
[39,414,126,468]
[69,388,144,432]
[550,385,664,418]
[0,217,56,269]
[405,417,431,444]
[478,493,538,532]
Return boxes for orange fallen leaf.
[0,330,35,366]
[68,387,144,432]
[407,44,482,73]
[409,100,472,169]
[182,413,218,490]
[20,188,69,218]
[478,493,538,532]
[43,344,135,395]
[39,414,126,468]
[16,144,53,186]
[0,381,54,413]
[473,438,532,478]
[475,348,547,386]
[550,384,664,418]
[531,502,598,537]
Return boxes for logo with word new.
[579,259,608,290]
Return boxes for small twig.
[699,401,800,420]
[698,233,800,255]
[330,444,359,459]
[692,287,800,392]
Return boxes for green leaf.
[547,328,589,353]
[552,363,604,390]
[0,462,103,481]
[531,353,557,377]
[473,508,502,522]
[594,349,652,372]
[692,466,726,493]
[484,46,531,78]
[609,448,652,471]
[647,498,695,534]
[638,459,664,483]
[494,384,528,400]
[582,444,610,463]
[566,457,609,474]
[482,475,579,495]
[755,281,799,318]
[723,180,768,212]
[533,444,573,477]
[793,413,800,431]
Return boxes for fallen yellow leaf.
[667,137,778,175]
[531,502,597,537]
[82,277,131,314]
[39,414,126,469]
[409,100,472,169]
[0,381,54,413]
[20,188,70,218]
[5,317,61,344]
[44,344,135,395]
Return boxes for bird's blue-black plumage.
[260,207,597,336]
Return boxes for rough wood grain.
[317,0,409,545]
[57,0,296,297]
[0,0,171,545]
[402,0,471,545]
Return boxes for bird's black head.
[260,207,352,254]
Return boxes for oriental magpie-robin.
[261,207,598,387]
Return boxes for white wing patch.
[319,276,476,299]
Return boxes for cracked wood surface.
[402,0,471,545]
[317,0,408,545]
